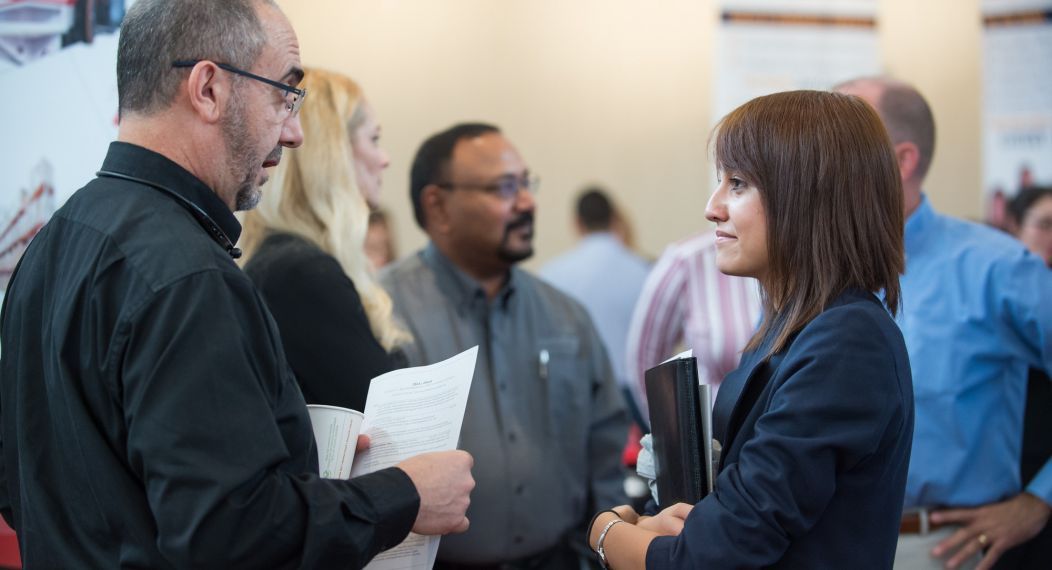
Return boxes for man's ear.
[574,217,587,237]
[1005,218,1021,236]
[894,141,921,184]
[184,62,227,124]
[421,184,452,234]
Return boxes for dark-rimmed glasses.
[172,59,306,117]
[437,175,540,201]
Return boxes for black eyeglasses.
[171,59,306,117]
[437,175,540,201]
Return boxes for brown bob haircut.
[712,90,905,358]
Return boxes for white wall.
[282,0,983,266]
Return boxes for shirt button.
[514,535,524,544]
[508,432,517,443]
[515,484,525,495]
[500,383,507,391]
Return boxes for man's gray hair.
[117,0,275,116]
[835,76,937,182]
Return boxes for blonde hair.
[240,68,410,350]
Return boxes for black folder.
[644,356,712,508]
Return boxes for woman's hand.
[612,505,641,525]
[586,503,692,569]
[638,503,694,536]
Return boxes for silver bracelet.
[596,518,625,569]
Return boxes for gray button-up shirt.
[380,243,629,564]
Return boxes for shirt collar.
[904,193,934,255]
[421,242,517,310]
[98,141,242,244]
[578,231,623,248]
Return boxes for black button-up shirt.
[0,142,418,568]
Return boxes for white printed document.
[353,346,478,570]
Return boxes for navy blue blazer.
[646,289,914,569]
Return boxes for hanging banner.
[0,1,128,298]
[714,0,880,123]
[980,0,1052,227]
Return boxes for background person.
[540,186,651,424]
[624,230,760,428]
[1007,186,1052,268]
[588,90,914,569]
[366,209,398,269]
[1002,185,1052,568]
[381,123,629,568]
[240,68,410,412]
[836,77,1052,570]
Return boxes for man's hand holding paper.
[351,346,479,569]
[398,451,475,535]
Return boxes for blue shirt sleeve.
[998,251,1052,503]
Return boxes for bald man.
[836,77,1052,570]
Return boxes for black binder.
[644,356,712,508]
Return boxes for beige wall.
[282,0,983,267]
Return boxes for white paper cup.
[306,405,365,480]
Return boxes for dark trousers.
[433,537,590,570]
[995,369,1052,570]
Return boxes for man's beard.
[497,212,535,263]
[221,95,263,212]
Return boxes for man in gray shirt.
[380,123,629,568]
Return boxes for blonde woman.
[240,69,408,411]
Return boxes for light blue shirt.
[900,195,1052,508]
[539,232,650,389]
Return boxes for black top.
[244,232,403,412]
[0,142,418,569]
[1022,368,1052,485]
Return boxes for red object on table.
[0,518,20,569]
[622,423,642,468]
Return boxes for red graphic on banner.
[0,160,57,290]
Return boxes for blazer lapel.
[712,349,767,453]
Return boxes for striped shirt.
[626,231,762,426]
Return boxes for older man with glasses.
[380,123,629,570]
[0,1,473,567]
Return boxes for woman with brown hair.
[587,90,914,568]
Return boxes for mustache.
[505,212,534,233]
[264,147,283,165]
